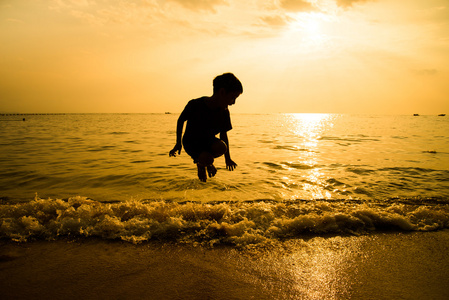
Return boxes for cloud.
[49,0,163,26]
[70,9,104,26]
[280,0,318,12]
[257,1,318,30]
[166,0,228,12]
[418,5,449,22]
[335,0,371,8]
[5,18,24,23]
[49,0,231,29]
[260,15,291,27]
[413,69,438,76]
[50,0,91,10]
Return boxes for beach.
[1,231,449,300]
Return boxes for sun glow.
[303,17,322,37]
[288,13,333,45]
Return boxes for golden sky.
[1,0,448,114]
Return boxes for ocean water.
[1,113,448,245]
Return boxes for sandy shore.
[1,231,449,299]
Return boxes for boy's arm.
[169,115,186,157]
[220,131,237,171]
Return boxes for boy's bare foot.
[197,163,207,182]
[207,164,217,178]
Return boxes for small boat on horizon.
[438,114,446,116]
[413,114,419,116]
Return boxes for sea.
[1,113,448,246]
[2,113,449,299]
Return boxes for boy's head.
[213,73,243,95]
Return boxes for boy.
[169,73,243,182]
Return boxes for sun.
[287,12,332,45]
[303,16,322,37]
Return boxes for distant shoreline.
[0,113,67,116]
[1,112,446,116]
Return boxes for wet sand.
[1,231,449,299]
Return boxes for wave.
[319,135,381,143]
[273,145,312,152]
[261,162,316,171]
[2,196,449,247]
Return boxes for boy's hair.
[213,73,243,94]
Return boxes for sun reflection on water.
[284,237,361,299]
[283,113,336,199]
[289,113,333,139]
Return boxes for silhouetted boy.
[169,73,243,182]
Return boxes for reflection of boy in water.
[169,73,243,182]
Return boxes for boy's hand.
[169,143,182,157]
[225,158,237,171]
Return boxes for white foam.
[1,197,448,246]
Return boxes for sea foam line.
[1,196,448,246]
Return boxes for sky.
[1,0,448,114]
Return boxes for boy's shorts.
[183,137,220,163]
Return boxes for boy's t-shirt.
[181,97,232,143]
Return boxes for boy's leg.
[197,152,214,182]
[206,164,217,178]
[211,139,227,158]
[198,151,214,166]
[195,139,227,182]
[196,162,217,182]
[197,163,207,182]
